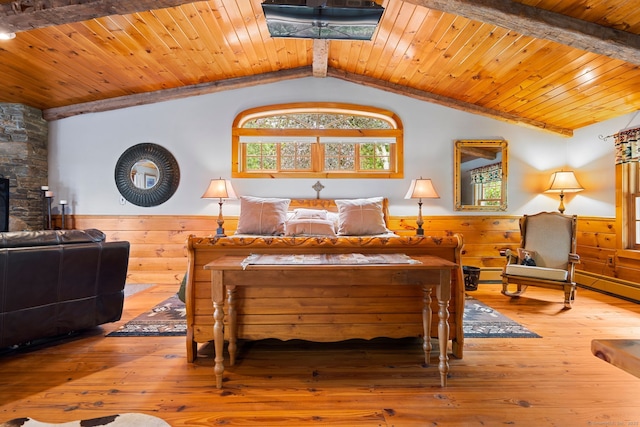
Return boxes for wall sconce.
[404,178,440,236]
[545,170,584,214]
[202,178,237,237]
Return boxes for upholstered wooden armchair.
[501,212,580,309]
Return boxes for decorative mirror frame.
[115,143,180,207]
[454,139,508,211]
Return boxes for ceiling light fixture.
[262,0,384,40]
[0,32,16,41]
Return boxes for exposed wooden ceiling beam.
[327,68,573,137]
[404,0,640,65]
[460,146,499,161]
[0,0,201,33]
[45,61,573,136]
[313,39,329,78]
[43,67,313,121]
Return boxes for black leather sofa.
[0,229,130,348]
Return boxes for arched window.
[232,103,403,178]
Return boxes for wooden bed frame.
[185,198,465,362]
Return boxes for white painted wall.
[47,77,631,218]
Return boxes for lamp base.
[557,193,566,214]
[215,227,226,237]
[416,227,424,236]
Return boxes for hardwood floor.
[1,283,640,426]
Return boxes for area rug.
[106,294,186,336]
[464,295,541,338]
[107,294,540,338]
[0,413,171,426]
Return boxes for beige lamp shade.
[405,178,439,236]
[201,179,237,200]
[545,171,584,193]
[545,170,583,214]
[201,178,237,237]
[404,178,440,200]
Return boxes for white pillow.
[292,208,328,220]
[285,218,337,236]
[235,196,291,235]
[327,212,339,230]
[334,197,389,235]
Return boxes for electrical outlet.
[607,255,614,267]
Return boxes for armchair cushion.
[522,213,573,269]
[505,264,568,282]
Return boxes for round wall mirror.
[115,143,180,207]
[131,160,159,189]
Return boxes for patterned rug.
[106,294,186,337]
[107,294,540,338]
[464,295,541,338]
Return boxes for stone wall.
[0,103,48,231]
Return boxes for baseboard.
[473,269,640,302]
[576,271,640,303]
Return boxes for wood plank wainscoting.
[58,214,640,300]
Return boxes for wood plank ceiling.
[0,0,639,136]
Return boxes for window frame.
[232,103,404,179]
[473,180,502,206]
[622,161,640,250]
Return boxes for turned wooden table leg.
[437,269,451,387]
[422,286,432,365]
[227,285,237,366]
[211,271,225,389]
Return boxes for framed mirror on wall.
[115,143,180,207]
[454,139,508,211]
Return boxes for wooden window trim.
[617,162,640,250]
[232,103,404,179]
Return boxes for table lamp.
[545,170,583,214]
[202,178,237,237]
[404,178,440,235]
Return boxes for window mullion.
[313,138,322,172]
[275,142,282,172]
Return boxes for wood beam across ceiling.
[0,0,201,33]
[327,68,573,137]
[43,67,313,121]
[404,0,640,66]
